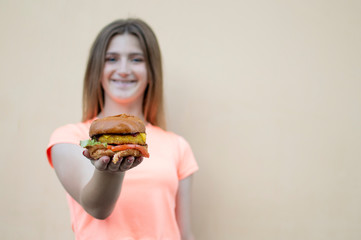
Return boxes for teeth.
[111,80,136,83]
[110,79,137,89]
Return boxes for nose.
[116,60,131,77]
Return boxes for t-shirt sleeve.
[46,124,88,168]
[176,136,199,180]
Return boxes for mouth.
[110,79,138,89]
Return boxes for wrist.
[93,168,125,180]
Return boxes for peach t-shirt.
[46,119,198,240]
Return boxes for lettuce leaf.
[79,139,107,148]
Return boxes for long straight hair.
[82,19,166,129]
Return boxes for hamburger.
[80,114,149,164]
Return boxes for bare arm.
[176,175,195,240]
[51,143,142,219]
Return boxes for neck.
[99,95,146,123]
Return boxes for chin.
[108,92,144,105]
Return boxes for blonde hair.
[82,19,166,129]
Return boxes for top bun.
[89,114,146,137]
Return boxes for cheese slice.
[98,133,146,145]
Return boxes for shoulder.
[52,120,92,136]
[52,119,94,135]
[48,120,94,146]
[47,120,93,167]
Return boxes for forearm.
[80,169,125,219]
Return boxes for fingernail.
[127,159,133,164]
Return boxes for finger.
[120,156,135,172]
[92,156,110,171]
[108,157,123,172]
[82,149,91,159]
[129,157,143,169]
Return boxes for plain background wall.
[1,0,360,239]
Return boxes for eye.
[131,57,144,63]
[105,56,118,62]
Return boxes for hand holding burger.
[80,114,149,166]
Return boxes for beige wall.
[1,0,360,239]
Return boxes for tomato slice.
[107,144,149,158]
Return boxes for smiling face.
[101,34,148,105]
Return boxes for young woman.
[46,19,198,240]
